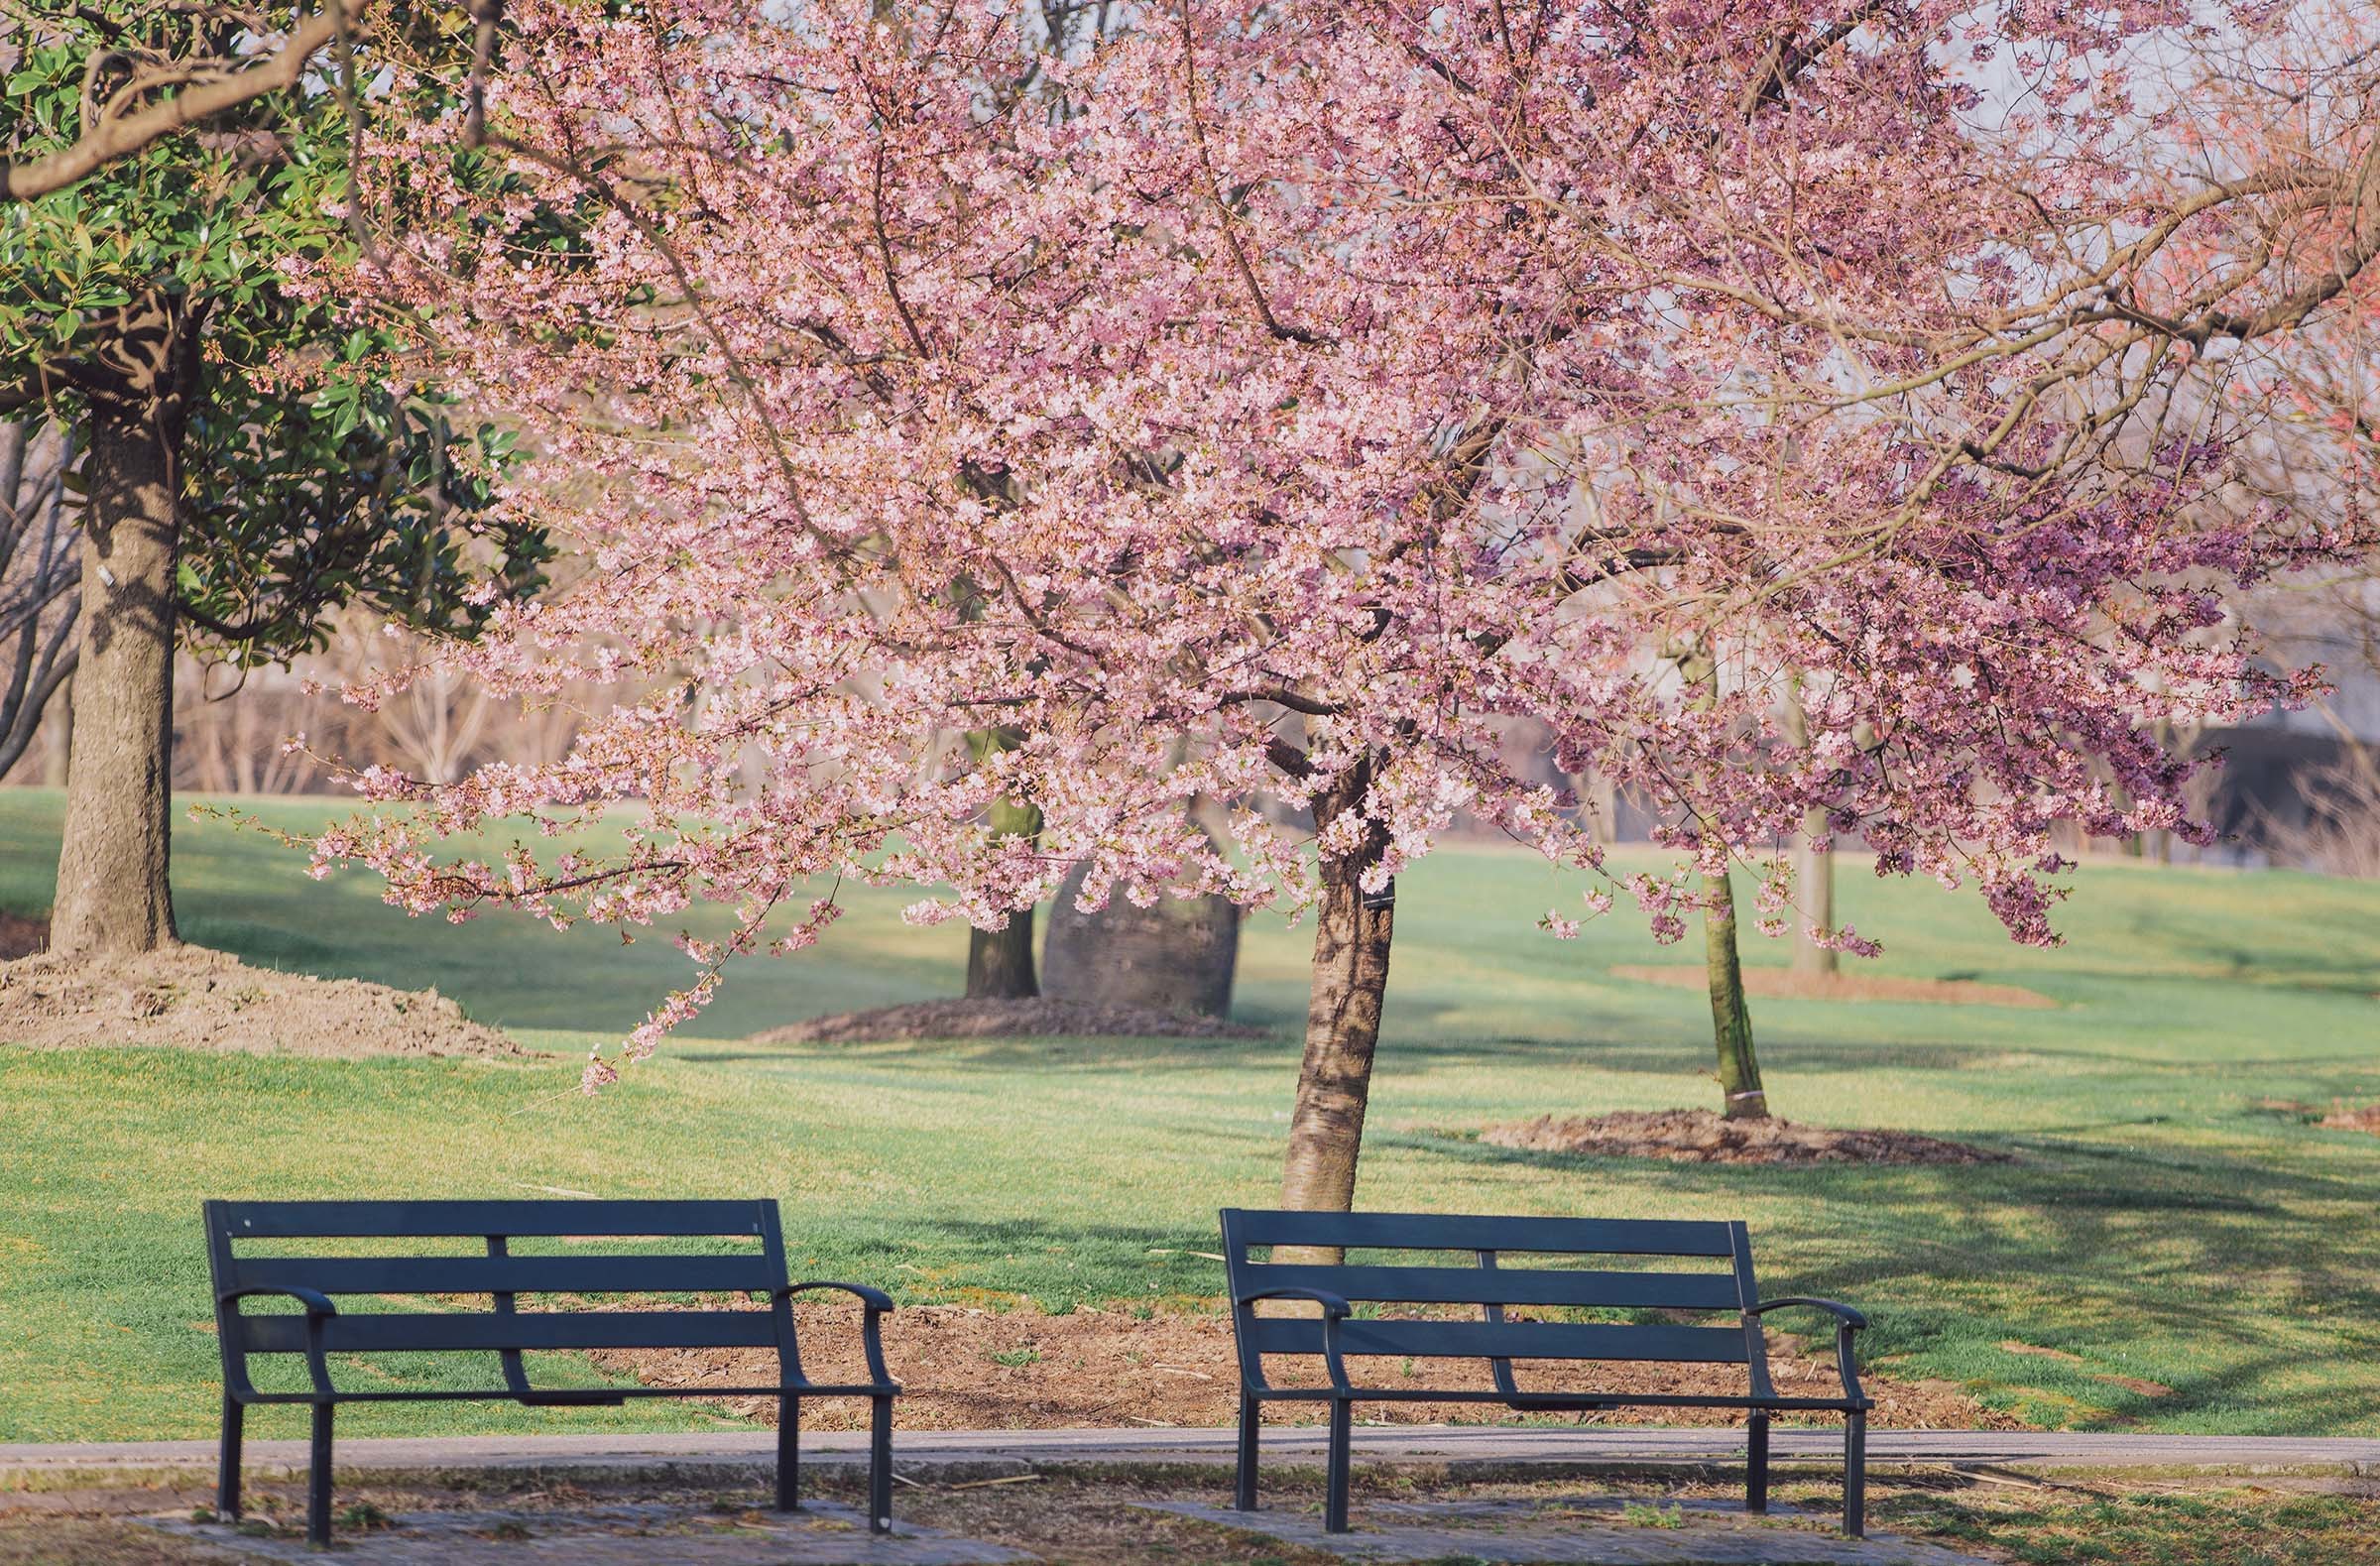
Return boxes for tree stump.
[1042,861,1241,1020]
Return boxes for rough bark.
[1278,758,1395,1237]
[1703,865,1768,1120]
[50,384,189,956]
[963,728,1041,1000]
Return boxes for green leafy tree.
[1,3,546,955]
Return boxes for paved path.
[1141,1499,1996,1566]
[146,1499,1032,1565]
[13,1426,2380,1485]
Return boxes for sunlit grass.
[1,789,2376,1445]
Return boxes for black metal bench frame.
[204,1198,898,1546]
[1220,1208,1871,1536]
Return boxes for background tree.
[307,0,2378,1217]
[0,2,546,955]
[0,418,79,782]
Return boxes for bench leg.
[307,1402,334,1548]
[215,1392,244,1519]
[1324,1398,1353,1534]
[868,1394,894,1535]
[775,1394,800,1511]
[1234,1393,1259,1510]
[1745,1412,1769,1514]
[1843,1409,1866,1538]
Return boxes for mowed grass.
[1,788,2377,1446]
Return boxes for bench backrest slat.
[222,1254,782,1298]
[1243,1262,1741,1312]
[1226,1209,1737,1257]
[1247,1317,1751,1364]
[239,1309,781,1356]
[210,1199,773,1240]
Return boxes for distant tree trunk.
[1042,853,1241,1019]
[1782,677,1839,979]
[964,727,1041,1000]
[1279,757,1395,1227]
[1565,768,1618,845]
[40,676,70,787]
[1704,863,1768,1120]
[50,319,194,958]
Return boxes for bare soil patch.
[1611,964,2056,1009]
[0,942,525,1058]
[0,910,47,961]
[751,996,1268,1046]
[2319,1103,2380,1135]
[1481,1109,2011,1166]
[591,1297,2022,1433]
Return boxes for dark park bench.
[1220,1207,1872,1535]
[203,1198,898,1546]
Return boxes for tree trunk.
[1704,865,1768,1120]
[964,729,1041,1000]
[1782,674,1838,978]
[1042,817,1241,1020]
[50,394,186,957]
[1279,760,1395,1230]
[1791,808,1838,979]
[966,904,1038,1000]
[40,674,71,788]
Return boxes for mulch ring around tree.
[1610,964,2057,1009]
[1479,1110,2012,1167]
[589,1296,2024,1434]
[750,996,1269,1045]
[0,934,527,1058]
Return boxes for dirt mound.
[1481,1109,2010,1166]
[0,942,526,1058]
[593,1298,2023,1433]
[1611,964,2056,1009]
[752,996,1269,1045]
[2319,1103,2380,1135]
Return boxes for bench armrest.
[774,1281,895,1313]
[1745,1297,1866,1330]
[218,1285,340,1317]
[772,1281,896,1387]
[216,1287,339,1400]
[1745,1297,1868,1406]
[1235,1286,1354,1395]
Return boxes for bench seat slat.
[1241,1263,1739,1311]
[226,1255,778,1297]
[213,1200,772,1239]
[1227,1210,1735,1258]
[237,1309,778,1355]
[1248,1318,1750,1364]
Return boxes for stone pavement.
[1141,1498,1998,1565]
[144,1499,1032,1565]
[12,1425,2379,1488]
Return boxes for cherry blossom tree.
[307,0,2376,1210]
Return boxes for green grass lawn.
[2,788,2377,1446]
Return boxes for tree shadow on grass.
[674,1030,2380,1095]
[1371,1127,2380,1435]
